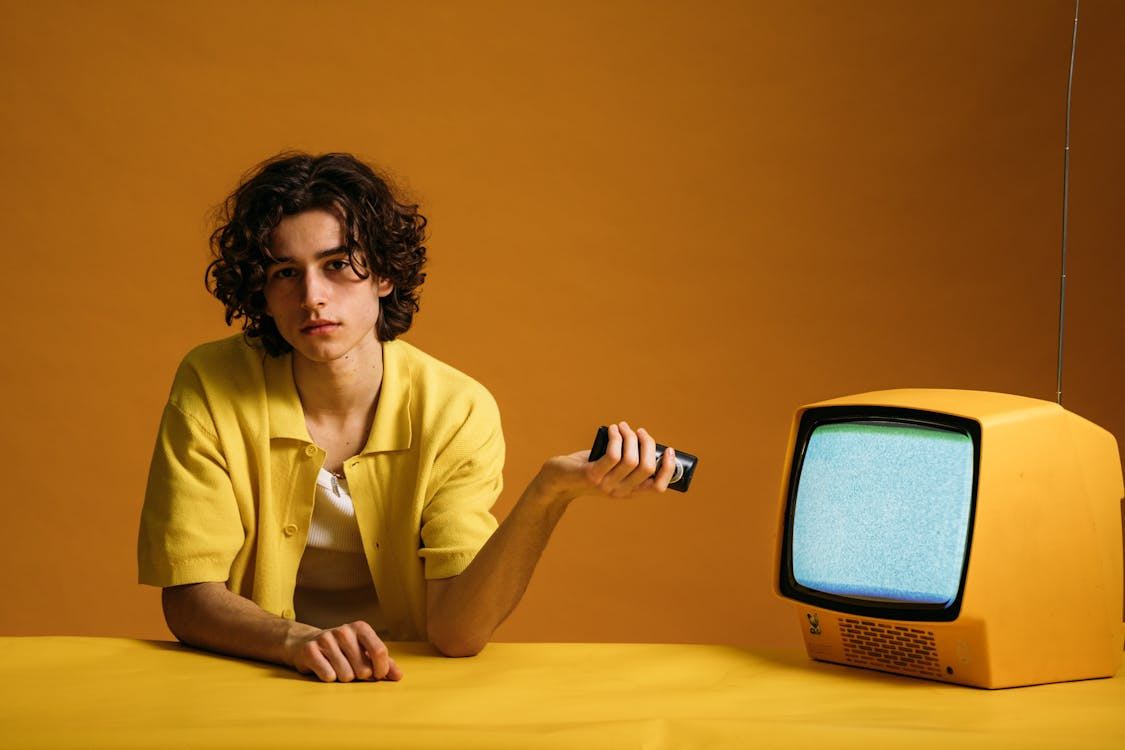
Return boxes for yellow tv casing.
[775,389,1124,688]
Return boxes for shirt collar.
[264,339,413,453]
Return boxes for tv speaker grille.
[838,618,942,678]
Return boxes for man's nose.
[300,272,328,309]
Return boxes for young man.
[137,151,677,683]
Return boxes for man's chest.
[305,419,371,474]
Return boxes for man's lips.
[300,320,340,333]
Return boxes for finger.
[386,657,404,681]
[335,625,372,680]
[301,641,337,683]
[603,421,639,490]
[586,424,621,484]
[623,427,658,490]
[654,446,676,491]
[356,624,392,680]
[319,632,356,683]
[593,423,622,469]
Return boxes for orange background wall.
[0,0,1121,649]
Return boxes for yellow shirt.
[137,333,504,641]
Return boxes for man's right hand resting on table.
[162,581,401,683]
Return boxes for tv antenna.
[1056,0,1080,406]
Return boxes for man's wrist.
[526,471,577,515]
[280,619,321,667]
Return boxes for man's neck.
[291,334,384,425]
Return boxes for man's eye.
[327,259,349,271]
[272,267,296,279]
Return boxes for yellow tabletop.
[1,637,1122,749]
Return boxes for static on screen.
[792,422,974,606]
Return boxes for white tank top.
[294,468,384,630]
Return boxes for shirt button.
[304,445,317,457]
[283,523,298,536]
[282,608,294,619]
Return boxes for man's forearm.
[162,581,318,668]
[427,478,572,656]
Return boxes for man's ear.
[376,277,395,298]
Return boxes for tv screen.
[781,407,981,620]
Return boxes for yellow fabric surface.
[136,334,504,641]
[1,638,1122,749]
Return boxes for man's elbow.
[428,624,488,658]
[161,583,211,646]
[161,586,194,641]
[432,639,487,658]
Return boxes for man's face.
[262,208,393,364]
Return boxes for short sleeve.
[417,393,504,580]
[137,397,245,587]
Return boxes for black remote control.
[588,426,698,493]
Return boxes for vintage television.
[775,389,1123,688]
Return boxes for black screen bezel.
[778,405,981,622]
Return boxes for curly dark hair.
[204,150,428,356]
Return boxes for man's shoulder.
[392,339,497,410]
[168,333,266,403]
[177,333,264,375]
[393,340,503,456]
